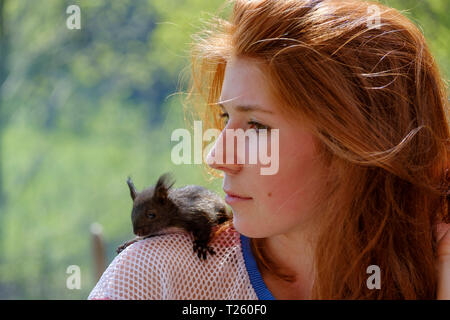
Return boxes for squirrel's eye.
[146,212,156,219]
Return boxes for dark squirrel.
[116,172,233,260]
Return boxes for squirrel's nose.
[134,226,151,237]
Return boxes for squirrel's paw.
[116,244,127,254]
[193,240,216,261]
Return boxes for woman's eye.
[220,112,229,125]
[248,120,270,132]
[220,112,270,132]
[146,212,156,219]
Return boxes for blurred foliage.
[0,0,225,299]
[0,0,447,299]
[380,0,450,79]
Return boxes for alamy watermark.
[171,121,279,175]
[366,264,381,290]
[66,5,81,30]
[66,265,81,290]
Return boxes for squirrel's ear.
[127,176,137,201]
[155,172,175,200]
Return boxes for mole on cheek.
[267,192,272,197]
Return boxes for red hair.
[183,0,449,298]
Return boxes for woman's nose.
[206,128,244,175]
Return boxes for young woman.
[89,0,450,299]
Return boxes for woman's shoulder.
[88,223,247,299]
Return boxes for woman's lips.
[224,190,252,204]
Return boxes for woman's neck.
[260,227,317,299]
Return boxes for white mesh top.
[87,224,275,300]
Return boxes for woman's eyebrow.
[217,103,273,114]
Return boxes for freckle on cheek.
[267,192,272,197]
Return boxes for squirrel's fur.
[116,172,232,260]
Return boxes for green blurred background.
[0,0,447,299]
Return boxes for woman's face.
[207,57,327,238]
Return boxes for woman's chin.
[232,215,268,238]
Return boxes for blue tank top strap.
[239,233,275,300]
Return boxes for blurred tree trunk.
[0,0,6,208]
